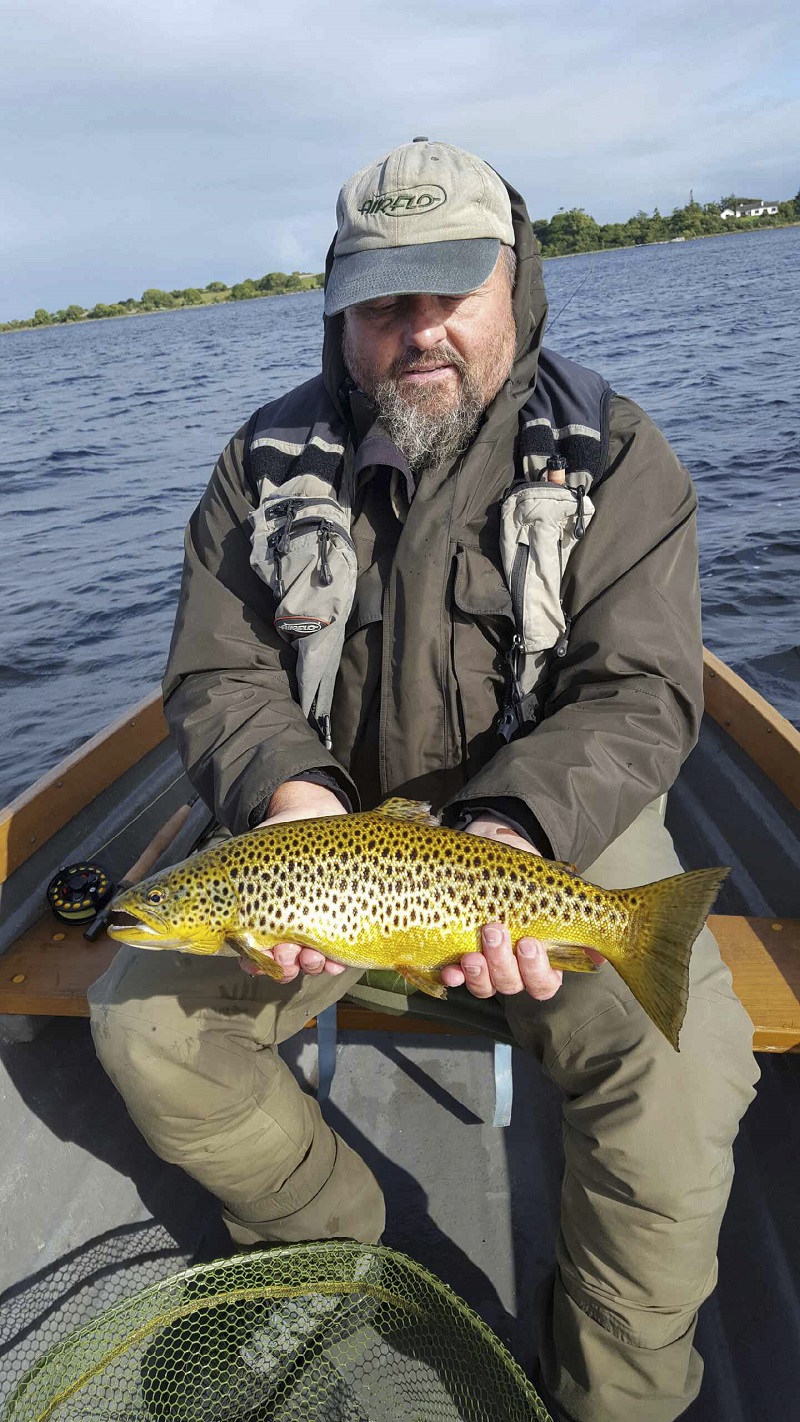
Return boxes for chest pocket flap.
[453,545,513,619]
[500,483,594,654]
[346,559,384,638]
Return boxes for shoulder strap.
[243,375,348,503]
[518,348,612,489]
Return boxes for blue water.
[0,227,798,805]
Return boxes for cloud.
[1,0,797,319]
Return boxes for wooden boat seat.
[1,912,797,1053]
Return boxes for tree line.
[0,270,325,333]
[532,191,800,256]
[2,189,798,333]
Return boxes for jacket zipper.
[510,543,529,622]
[267,516,356,599]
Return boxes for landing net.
[3,1242,551,1421]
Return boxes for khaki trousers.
[88,804,758,1422]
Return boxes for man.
[89,141,758,1422]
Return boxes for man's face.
[342,250,517,472]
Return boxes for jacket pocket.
[500,483,594,655]
[249,475,357,721]
[450,545,515,771]
[345,558,384,639]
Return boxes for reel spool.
[46,863,114,925]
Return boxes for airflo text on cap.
[324,139,515,316]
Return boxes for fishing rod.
[548,267,592,329]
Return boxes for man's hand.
[239,781,348,982]
[440,814,595,1001]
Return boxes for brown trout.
[107,797,728,1050]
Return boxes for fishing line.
[548,268,591,329]
[89,776,197,859]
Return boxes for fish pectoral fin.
[541,942,601,973]
[225,932,284,980]
[395,961,447,999]
[371,798,440,827]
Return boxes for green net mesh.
[2,1243,551,1421]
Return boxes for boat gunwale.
[1,650,798,885]
[0,691,166,884]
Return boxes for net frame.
[3,1242,551,1422]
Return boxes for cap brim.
[324,238,500,316]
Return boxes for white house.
[720,199,780,219]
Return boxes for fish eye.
[146,888,165,906]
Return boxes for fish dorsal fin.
[372,798,440,827]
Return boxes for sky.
[2,0,798,321]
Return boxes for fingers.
[238,944,347,980]
[479,923,525,995]
[516,938,563,1000]
[449,923,564,1001]
[441,962,466,988]
[238,958,267,977]
[463,816,541,856]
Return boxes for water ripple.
[0,233,798,803]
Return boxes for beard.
[342,328,516,475]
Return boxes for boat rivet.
[30,835,36,843]
[52,932,66,942]
[56,780,63,788]
[12,974,26,984]
[771,923,783,932]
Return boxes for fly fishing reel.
[47,863,114,925]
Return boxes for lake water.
[0,227,797,806]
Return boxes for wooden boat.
[2,648,798,1044]
[0,649,798,1416]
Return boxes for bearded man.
[90,141,758,1422]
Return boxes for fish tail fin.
[613,867,729,1051]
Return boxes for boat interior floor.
[1,1014,798,1420]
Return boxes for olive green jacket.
[162,182,703,872]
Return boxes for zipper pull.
[507,632,524,677]
[496,706,517,743]
[277,500,298,556]
[317,523,334,586]
[319,713,333,751]
[497,633,525,742]
[554,616,572,659]
[574,486,586,541]
[267,531,285,598]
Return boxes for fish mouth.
[106,906,220,954]
[107,908,166,942]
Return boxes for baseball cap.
[324,138,515,317]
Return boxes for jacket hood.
[321,173,548,436]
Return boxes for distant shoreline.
[1,284,321,335]
[3,218,798,335]
[0,275,324,336]
[540,218,800,261]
